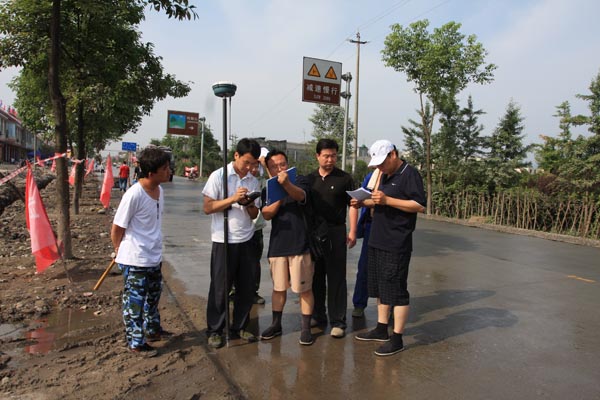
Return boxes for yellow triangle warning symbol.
[308,64,321,78]
[325,67,337,80]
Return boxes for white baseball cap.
[368,140,395,167]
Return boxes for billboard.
[167,110,199,136]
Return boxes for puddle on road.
[0,323,22,340]
[3,308,118,355]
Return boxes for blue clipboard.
[266,167,297,205]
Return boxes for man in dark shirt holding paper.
[260,150,315,345]
[352,139,426,356]
[308,139,358,338]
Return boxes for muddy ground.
[1,166,597,400]
[0,168,237,400]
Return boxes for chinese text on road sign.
[302,57,342,106]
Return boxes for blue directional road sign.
[122,142,137,151]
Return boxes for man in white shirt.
[202,138,261,349]
[111,147,172,358]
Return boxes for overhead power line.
[246,0,454,133]
[357,0,413,32]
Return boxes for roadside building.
[0,104,37,164]
[255,138,313,165]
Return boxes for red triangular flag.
[85,158,94,178]
[25,165,61,273]
[100,155,113,208]
[68,162,76,186]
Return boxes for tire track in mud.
[161,263,247,399]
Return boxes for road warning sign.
[308,64,321,78]
[325,67,337,80]
[302,57,342,106]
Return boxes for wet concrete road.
[161,177,600,399]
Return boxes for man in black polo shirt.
[308,139,358,338]
[353,139,426,356]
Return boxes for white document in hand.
[346,187,372,201]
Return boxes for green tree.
[309,104,354,170]
[294,147,319,176]
[10,1,190,214]
[432,98,461,190]
[154,128,222,178]
[146,0,197,19]
[431,96,486,191]
[382,19,496,213]
[485,101,532,191]
[557,134,600,193]
[401,103,430,171]
[534,71,600,195]
[560,71,600,193]
[457,95,486,161]
[0,0,196,258]
[572,70,600,136]
[352,160,369,186]
[456,95,487,189]
[535,101,573,175]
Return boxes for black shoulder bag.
[301,177,331,261]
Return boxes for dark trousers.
[206,240,257,335]
[352,222,371,309]
[250,229,263,292]
[312,224,347,329]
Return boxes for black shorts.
[367,247,411,306]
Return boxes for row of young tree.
[405,76,600,239]
[309,19,599,240]
[402,74,600,198]
[0,0,197,258]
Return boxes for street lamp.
[199,117,206,178]
[212,81,237,346]
[340,72,352,171]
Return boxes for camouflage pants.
[120,264,162,348]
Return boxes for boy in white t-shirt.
[111,147,172,357]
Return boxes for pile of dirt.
[0,169,237,400]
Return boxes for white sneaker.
[330,327,345,338]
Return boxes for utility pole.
[228,97,237,147]
[340,72,352,171]
[349,31,367,174]
[199,117,205,178]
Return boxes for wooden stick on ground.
[93,259,115,291]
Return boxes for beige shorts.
[268,253,314,293]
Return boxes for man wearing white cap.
[352,139,426,356]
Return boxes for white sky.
[1,0,599,154]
